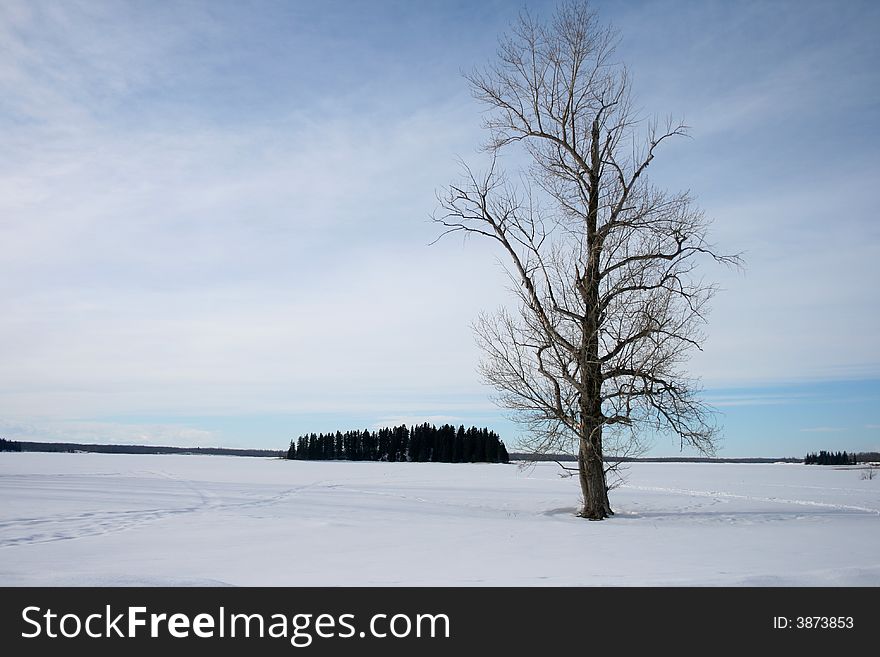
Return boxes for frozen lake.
[1,453,878,586]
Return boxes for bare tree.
[435,1,740,519]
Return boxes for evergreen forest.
[286,424,509,464]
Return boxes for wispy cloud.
[0,418,216,447]
[799,427,847,434]
[705,392,815,408]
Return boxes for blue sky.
[1,0,878,457]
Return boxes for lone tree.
[435,1,739,519]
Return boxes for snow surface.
[1,453,878,586]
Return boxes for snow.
[1,453,878,586]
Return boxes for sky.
[1,0,878,457]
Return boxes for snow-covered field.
[1,453,878,586]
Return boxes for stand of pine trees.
[286,424,510,464]
[804,450,857,465]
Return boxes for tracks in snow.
[620,484,880,516]
[0,472,325,548]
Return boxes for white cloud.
[704,393,812,408]
[0,418,216,447]
[682,167,880,387]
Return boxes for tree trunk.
[574,113,613,520]
[577,430,613,520]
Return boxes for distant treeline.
[0,438,22,452]
[0,439,283,458]
[287,424,510,464]
[804,450,857,465]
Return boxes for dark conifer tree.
[463,430,474,462]
[397,425,406,461]
[438,425,452,462]
[486,431,498,463]
[407,426,418,462]
[416,424,429,462]
[453,426,464,463]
